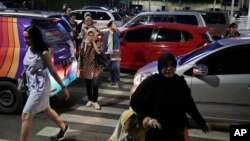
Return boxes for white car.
[131,38,250,126]
[100,11,206,33]
[72,9,123,30]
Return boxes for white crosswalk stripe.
[34,73,229,141]
[60,114,118,127]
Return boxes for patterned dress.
[80,43,103,79]
[22,48,50,115]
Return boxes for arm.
[42,51,70,100]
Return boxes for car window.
[73,11,97,21]
[182,31,193,41]
[125,28,153,42]
[97,12,110,20]
[202,13,226,24]
[156,28,181,42]
[112,12,121,21]
[197,45,250,75]
[175,15,198,26]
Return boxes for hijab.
[157,52,176,76]
[108,110,137,141]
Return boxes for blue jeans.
[109,60,120,83]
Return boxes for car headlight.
[133,72,153,85]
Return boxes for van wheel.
[0,81,23,114]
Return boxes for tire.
[0,81,23,114]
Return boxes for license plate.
[61,57,72,67]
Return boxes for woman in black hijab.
[130,52,211,141]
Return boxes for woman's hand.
[202,122,212,133]
[142,117,162,130]
[62,88,70,100]
[148,119,162,130]
[142,117,152,128]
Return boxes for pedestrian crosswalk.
[37,72,134,141]
[34,72,229,141]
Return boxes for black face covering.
[157,52,177,75]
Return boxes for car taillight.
[97,34,103,42]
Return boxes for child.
[108,110,143,141]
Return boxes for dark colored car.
[119,23,213,70]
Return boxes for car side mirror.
[192,64,208,76]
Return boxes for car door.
[120,27,154,70]
[144,27,182,63]
[190,45,250,122]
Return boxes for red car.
[119,23,213,70]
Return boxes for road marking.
[99,88,130,96]
[82,96,130,105]
[188,129,229,141]
[36,126,229,141]
[60,114,118,128]
[76,105,128,115]
[120,73,134,77]
[100,83,132,89]
[69,87,131,96]
[120,77,133,83]
[36,126,79,137]
[37,126,110,140]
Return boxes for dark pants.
[109,60,120,83]
[85,77,99,102]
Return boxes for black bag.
[95,53,106,66]
[18,72,28,94]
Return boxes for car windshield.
[178,41,223,65]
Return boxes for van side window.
[151,15,176,23]
[175,15,198,26]
[97,12,110,20]
[125,28,153,42]
[156,28,181,42]
[202,13,226,24]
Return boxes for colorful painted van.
[0,11,77,114]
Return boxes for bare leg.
[43,106,66,130]
[20,113,33,141]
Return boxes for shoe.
[86,101,92,107]
[93,102,101,110]
[110,82,116,86]
[117,81,122,88]
[56,125,69,140]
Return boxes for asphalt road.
[0,71,229,141]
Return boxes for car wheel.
[0,81,23,114]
